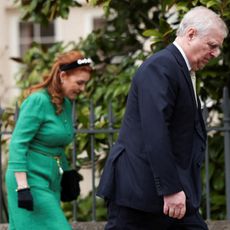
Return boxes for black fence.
[0,87,230,223]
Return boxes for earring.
[60,79,64,83]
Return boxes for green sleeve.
[9,93,45,171]
[60,151,70,171]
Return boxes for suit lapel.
[166,44,206,141]
[166,44,197,110]
[197,97,207,141]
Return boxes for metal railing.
[203,87,230,220]
[70,101,118,222]
[0,87,230,223]
[0,100,118,223]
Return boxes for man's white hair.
[176,6,228,38]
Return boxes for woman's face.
[60,69,91,100]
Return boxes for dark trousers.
[105,201,208,230]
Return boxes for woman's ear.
[60,71,67,83]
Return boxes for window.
[19,22,55,56]
[93,17,106,31]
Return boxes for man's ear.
[187,27,197,41]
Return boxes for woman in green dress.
[5,50,92,230]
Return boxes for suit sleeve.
[137,59,183,196]
[8,94,45,172]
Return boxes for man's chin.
[196,64,206,71]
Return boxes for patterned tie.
[190,71,197,106]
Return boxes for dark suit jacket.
[97,44,207,215]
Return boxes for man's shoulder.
[141,44,176,68]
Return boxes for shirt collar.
[173,41,191,71]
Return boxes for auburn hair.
[25,50,92,114]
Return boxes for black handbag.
[60,170,82,202]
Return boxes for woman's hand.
[17,188,33,211]
[15,172,33,211]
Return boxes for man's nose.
[210,48,221,58]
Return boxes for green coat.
[5,89,74,230]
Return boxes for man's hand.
[163,191,186,219]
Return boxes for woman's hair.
[26,50,92,114]
[176,6,228,38]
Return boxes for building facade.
[0,0,103,107]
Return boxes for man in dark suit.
[97,6,228,229]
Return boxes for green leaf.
[142,29,162,38]
[41,1,51,15]
[30,0,38,11]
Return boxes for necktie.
[190,71,197,106]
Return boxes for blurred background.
[0,0,230,224]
